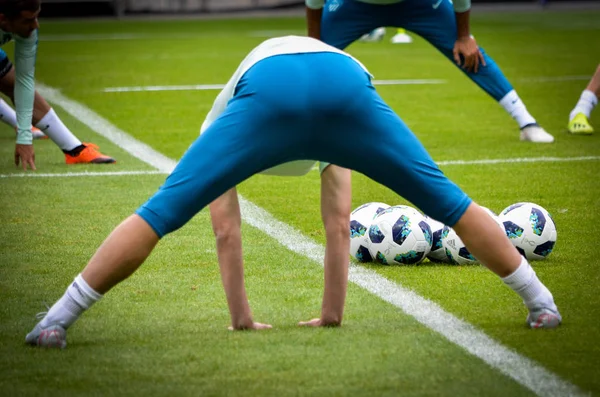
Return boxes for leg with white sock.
[0,66,115,163]
[26,215,160,348]
[396,0,553,143]
[452,203,561,328]
[34,104,83,151]
[568,64,599,134]
[0,67,81,150]
[498,90,554,143]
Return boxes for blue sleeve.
[14,29,37,145]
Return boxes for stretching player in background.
[0,0,115,170]
[306,0,555,143]
[567,64,599,134]
[26,35,561,349]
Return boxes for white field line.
[307,155,600,171]
[4,156,598,179]
[437,156,600,166]
[104,84,226,93]
[37,83,176,174]
[102,79,446,92]
[39,33,232,42]
[0,170,166,178]
[34,83,585,397]
[101,75,590,93]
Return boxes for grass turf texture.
[1,10,599,396]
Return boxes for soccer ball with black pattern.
[367,206,432,265]
[424,216,450,263]
[499,202,557,261]
[349,202,390,262]
[442,207,504,265]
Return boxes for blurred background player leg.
[0,98,47,139]
[0,58,116,165]
[390,28,412,44]
[567,63,599,135]
[359,27,386,42]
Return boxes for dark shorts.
[0,49,13,79]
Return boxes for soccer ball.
[442,207,504,265]
[349,202,390,262]
[424,216,450,263]
[499,202,557,261]
[367,205,432,265]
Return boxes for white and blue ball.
[424,216,450,263]
[349,202,390,262]
[499,202,557,261]
[367,205,432,265]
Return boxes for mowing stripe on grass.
[35,82,585,397]
[0,170,166,178]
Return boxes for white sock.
[569,89,598,121]
[502,256,556,311]
[499,90,537,128]
[0,99,17,128]
[41,274,103,329]
[35,108,82,151]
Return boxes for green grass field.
[1,9,599,396]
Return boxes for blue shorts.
[136,52,471,237]
[322,0,467,51]
[320,0,513,101]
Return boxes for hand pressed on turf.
[15,144,36,171]
[228,321,272,331]
[298,318,342,327]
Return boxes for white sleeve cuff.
[305,0,325,10]
[453,0,471,13]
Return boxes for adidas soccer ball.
[499,202,557,261]
[349,202,390,262]
[424,216,450,263]
[442,207,504,265]
[368,205,432,265]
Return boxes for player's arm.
[13,30,37,170]
[452,0,485,73]
[209,188,271,331]
[299,165,351,327]
[305,0,324,39]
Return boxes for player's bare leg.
[454,203,561,328]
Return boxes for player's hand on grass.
[228,321,272,331]
[15,144,36,171]
[298,318,342,327]
[453,36,486,73]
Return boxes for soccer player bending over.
[0,0,114,170]
[26,36,561,348]
[305,0,555,143]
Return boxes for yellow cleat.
[568,113,594,135]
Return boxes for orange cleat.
[65,142,116,164]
